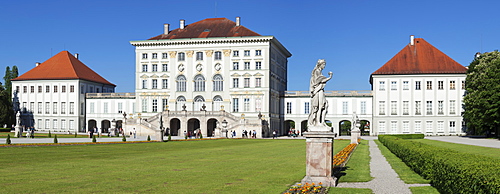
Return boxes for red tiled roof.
[12,51,115,86]
[371,38,467,75]
[148,18,261,40]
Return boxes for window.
[142,99,147,112]
[255,97,261,112]
[244,62,250,70]
[142,80,148,89]
[403,81,409,90]
[449,121,456,132]
[15,86,19,93]
[415,121,421,133]
[244,78,250,88]
[438,101,444,114]
[403,101,409,115]
[162,53,168,59]
[53,102,57,114]
[118,102,123,113]
[45,119,50,129]
[142,64,148,72]
[46,85,50,93]
[30,102,34,112]
[379,81,385,91]
[233,62,239,70]
[62,86,66,93]
[162,79,168,89]
[426,81,432,90]
[61,102,66,114]
[23,86,27,93]
[152,99,158,112]
[450,81,455,90]
[38,102,42,114]
[233,50,239,57]
[232,98,239,112]
[415,81,421,90]
[69,120,74,130]
[176,75,186,92]
[449,100,456,114]
[196,52,203,60]
[152,64,158,72]
[162,99,168,111]
[361,101,366,114]
[426,121,433,133]
[244,98,250,112]
[30,86,34,93]
[255,62,262,70]
[215,51,222,60]
[461,80,465,89]
[342,101,348,115]
[415,101,421,115]
[45,102,50,114]
[378,121,386,133]
[90,102,94,113]
[255,78,261,87]
[152,53,157,59]
[213,74,223,91]
[379,101,385,115]
[391,121,397,133]
[178,52,185,61]
[391,101,397,115]
[103,102,108,113]
[70,102,74,114]
[286,102,292,114]
[142,53,148,59]
[194,75,205,91]
[437,121,444,132]
[438,81,443,90]
[22,102,26,110]
[244,50,250,56]
[403,121,409,133]
[233,78,239,88]
[304,102,310,114]
[391,81,397,90]
[61,119,66,129]
[426,101,432,115]
[38,86,42,93]
[152,79,157,89]
[81,85,85,94]
[162,64,168,72]
[255,50,262,56]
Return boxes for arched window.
[176,96,186,111]
[194,75,205,92]
[178,52,185,61]
[213,95,223,111]
[176,75,186,92]
[213,74,223,91]
[194,95,205,111]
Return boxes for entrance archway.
[88,120,97,131]
[301,120,308,133]
[169,118,180,136]
[207,119,217,137]
[284,120,295,136]
[101,120,111,133]
[339,120,351,136]
[360,120,370,136]
[188,118,200,136]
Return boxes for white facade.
[371,74,466,135]
[85,93,135,132]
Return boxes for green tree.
[463,51,500,137]
[1,65,18,126]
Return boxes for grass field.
[0,139,352,193]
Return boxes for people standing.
[133,128,137,138]
[30,127,35,139]
[273,130,277,139]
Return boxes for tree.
[463,51,500,137]
[0,65,19,126]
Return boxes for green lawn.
[410,139,500,159]
[0,139,353,193]
[336,140,372,183]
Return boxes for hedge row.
[380,134,424,139]
[0,128,12,132]
[379,135,500,193]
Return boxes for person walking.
[133,128,137,138]
[273,130,277,139]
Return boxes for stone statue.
[351,112,360,131]
[308,59,333,127]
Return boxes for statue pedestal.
[301,130,337,187]
[14,125,22,138]
[351,130,360,144]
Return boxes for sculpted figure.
[308,59,333,127]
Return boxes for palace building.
[11,18,467,137]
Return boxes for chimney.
[180,19,185,29]
[236,17,241,26]
[74,53,79,59]
[35,62,40,67]
[164,23,170,35]
[410,35,415,46]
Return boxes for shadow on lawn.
[333,166,349,186]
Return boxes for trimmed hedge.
[0,128,12,132]
[379,135,500,193]
[380,134,424,139]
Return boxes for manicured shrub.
[54,135,58,143]
[168,133,171,141]
[200,133,203,139]
[379,134,424,139]
[48,131,51,138]
[74,132,77,137]
[6,134,11,144]
[92,135,96,143]
[122,135,126,142]
[0,128,11,132]
[147,135,151,141]
[379,135,500,193]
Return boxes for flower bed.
[333,143,357,167]
[283,183,326,194]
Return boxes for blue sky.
[1,0,499,92]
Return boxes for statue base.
[307,125,333,132]
[14,125,22,138]
[301,130,337,187]
[351,130,360,144]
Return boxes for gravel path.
[336,140,430,193]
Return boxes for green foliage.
[147,135,151,141]
[464,51,500,135]
[379,134,424,139]
[122,135,126,142]
[75,132,77,137]
[0,128,11,132]
[379,135,500,193]
[48,131,51,137]
[54,135,58,143]
[6,134,11,144]
[199,133,203,139]
[92,135,96,143]
[168,133,171,141]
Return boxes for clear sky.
[1,0,499,92]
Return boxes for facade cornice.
[130,36,275,47]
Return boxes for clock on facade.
[214,63,221,71]
[178,64,185,72]
[196,64,203,72]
